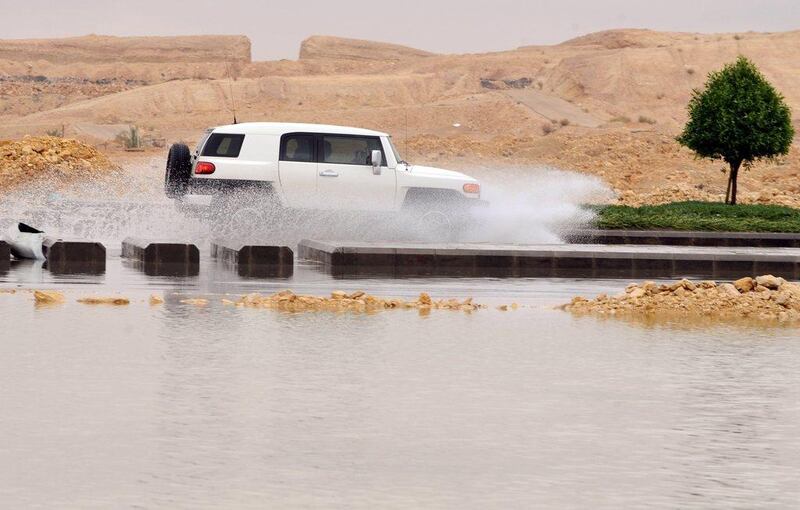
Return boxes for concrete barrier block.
[122,238,199,276]
[210,241,293,278]
[42,237,106,274]
[298,240,800,279]
[0,241,8,274]
[567,229,800,248]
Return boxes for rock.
[34,290,64,304]
[180,298,209,306]
[77,296,130,305]
[774,293,792,308]
[734,277,756,293]
[149,294,164,305]
[719,283,740,298]
[331,291,347,300]
[756,275,783,290]
[418,292,432,305]
[629,288,646,299]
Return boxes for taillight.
[463,183,480,194]
[195,161,215,175]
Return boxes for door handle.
[319,169,339,177]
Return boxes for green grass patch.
[595,201,800,233]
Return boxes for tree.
[677,56,794,205]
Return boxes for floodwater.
[1,256,799,509]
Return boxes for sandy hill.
[0,34,250,64]
[1,29,800,205]
[299,35,435,61]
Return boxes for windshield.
[387,136,406,165]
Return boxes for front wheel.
[405,205,470,242]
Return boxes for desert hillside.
[1,29,799,204]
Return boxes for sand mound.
[564,276,800,324]
[0,136,118,192]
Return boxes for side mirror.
[371,150,383,175]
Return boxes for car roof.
[211,122,389,137]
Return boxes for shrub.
[559,118,570,126]
[638,115,657,125]
[541,123,555,135]
[116,126,141,149]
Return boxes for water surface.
[1,257,799,509]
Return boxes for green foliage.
[677,57,794,204]
[596,201,800,233]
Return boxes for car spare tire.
[164,143,192,198]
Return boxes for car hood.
[404,164,478,182]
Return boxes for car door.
[316,134,396,211]
[278,133,318,208]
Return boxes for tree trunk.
[729,160,742,206]
[725,171,733,204]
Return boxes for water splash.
[0,163,612,247]
[465,166,614,243]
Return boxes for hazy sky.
[4,0,799,60]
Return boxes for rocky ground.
[564,275,800,324]
[0,136,119,193]
[26,288,485,315]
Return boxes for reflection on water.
[1,258,799,509]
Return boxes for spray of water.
[0,163,613,247]
[465,166,614,243]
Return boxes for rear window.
[201,133,245,158]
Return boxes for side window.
[201,133,245,158]
[280,134,316,162]
[321,135,385,166]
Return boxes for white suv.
[165,122,485,225]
